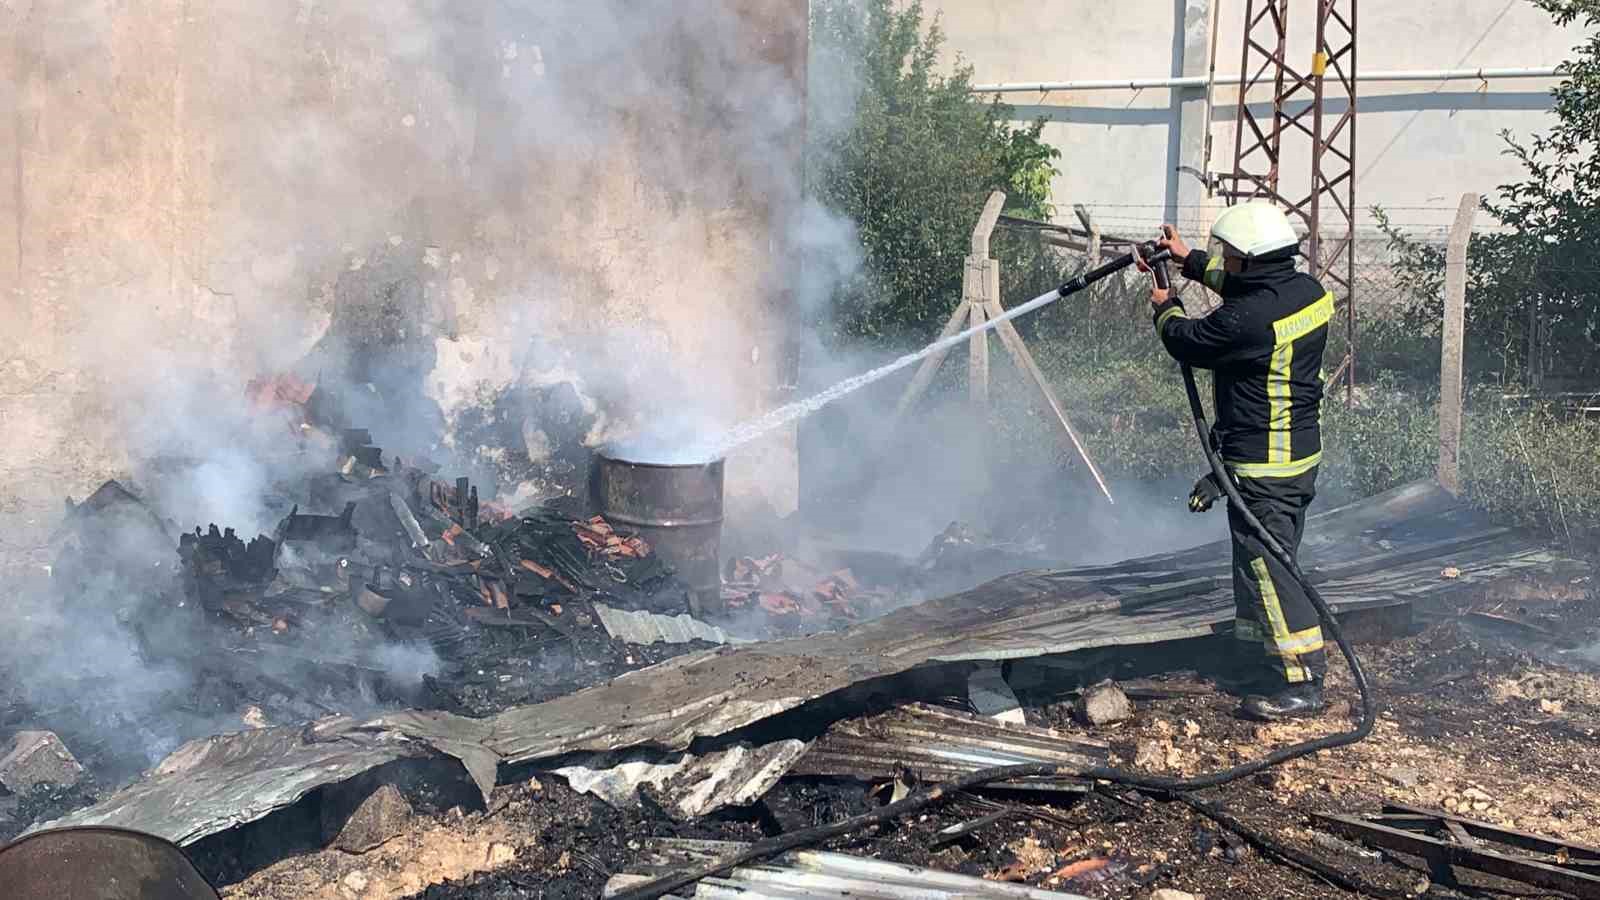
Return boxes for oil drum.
[591,449,725,617]
[0,826,220,900]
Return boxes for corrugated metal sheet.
[47,481,1560,845]
[28,717,433,846]
[553,740,808,819]
[790,703,1107,791]
[607,839,1094,900]
[593,603,750,646]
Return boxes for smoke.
[7,0,847,522]
[0,0,1224,792]
[786,306,1228,567]
[0,0,858,784]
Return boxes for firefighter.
[1143,202,1333,721]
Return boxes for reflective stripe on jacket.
[1151,250,1330,477]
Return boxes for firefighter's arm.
[1150,296,1250,369]
[1180,249,1222,287]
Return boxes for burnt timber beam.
[1315,813,1600,898]
[1381,804,1600,862]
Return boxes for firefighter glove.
[1188,472,1225,513]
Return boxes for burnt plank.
[1383,804,1600,862]
[1444,819,1478,848]
[1316,814,1600,898]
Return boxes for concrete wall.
[0,1,807,573]
[923,0,1584,236]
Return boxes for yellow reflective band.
[1249,558,1323,684]
[1250,558,1293,641]
[1272,291,1335,343]
[1267,340,1294,463]
[1156,306,1188,330]
[1203,253,1225,292]
[1226,451,1322,479]
[1261,294,1331,466]
[1273,625,1326,654]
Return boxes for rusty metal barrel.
[0,827,221,900]
[591,449,725,617]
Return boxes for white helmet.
[1208,201,1299,259]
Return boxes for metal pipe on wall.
[1200,0,1223,195]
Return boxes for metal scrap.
[552,740,809,820]
[607,839,1094,899]
[1316,804,1600,898]
[38,481,1566,849]
[592,603,747,646]
[29,717,431,846]
[791,703,1108,791]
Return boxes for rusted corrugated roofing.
[30,717,434,846]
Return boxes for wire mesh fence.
[996,202,1600,399]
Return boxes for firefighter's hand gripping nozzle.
[1053,241,1169,299]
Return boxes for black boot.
[1212,668,1277,698]
[1237,681,1326,721]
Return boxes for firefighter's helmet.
[1208,202,1299,259]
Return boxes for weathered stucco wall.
[924,0,1582,235]
[0,0,807,572]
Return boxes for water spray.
[705,243,1171,458]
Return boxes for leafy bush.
[808,0,1067,346]
[1316,375,1439,506]
[1375,0,1600,386]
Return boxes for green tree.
[1376,0,1600,385]
[809,0,1065,346]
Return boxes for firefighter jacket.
[1151,250,1332,478]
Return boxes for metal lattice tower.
[1222,0,1358,398]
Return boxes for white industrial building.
[926,0,1583,237]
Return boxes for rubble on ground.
[4,420,1598,900]
[1075,680,1134,727]
[0,732,83,795]
[324,783,414,854]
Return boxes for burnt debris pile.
[0,422,718,838]
[167,428,708,710]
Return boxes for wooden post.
[966,192,1005,406]
[1438,193,1477,495]
[893,303,971,420]
[1528,296,1543,391]
[892,191,1114,504]
[895,191,1005,418]
[965,259,991,405]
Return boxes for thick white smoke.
[0,0,854,780]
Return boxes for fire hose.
[613,245,1377,900]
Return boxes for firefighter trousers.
[1227,466,1326,687]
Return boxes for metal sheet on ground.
[606,839,1095,900]
[40,482,1557,847]
[791,703,1108,790]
